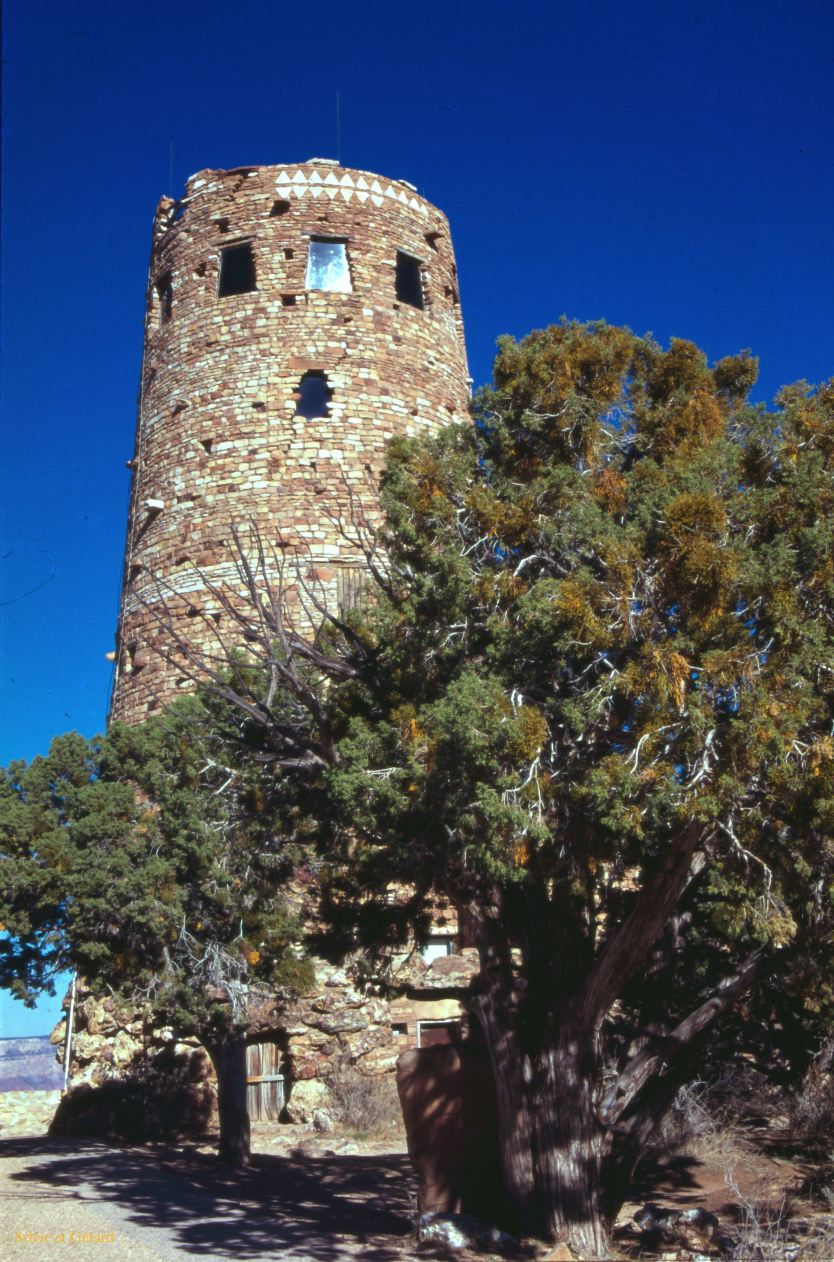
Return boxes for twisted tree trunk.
[205,1033,251,1167]
[465,849,767,1258]
[475,991,615,1256]
[533,1024,613,1258]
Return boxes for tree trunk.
[471,892,617,1258]
[471,991,540,1237]
[532,1024,614,1259]
[206,1034,251,1167]
[475,993,615,1255]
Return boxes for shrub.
[325,1062,403,1137]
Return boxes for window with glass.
[306,239,352,292]
[421,935,454,964]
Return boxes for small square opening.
[295,370,332,419]
[218,243,256,297]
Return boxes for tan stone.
[284,1078,329,1122]
[110,161,469,724]
[71,166,474,1105]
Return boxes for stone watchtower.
[110,160,470,722]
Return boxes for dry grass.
[326,1063,404,1139]
[723,1161,834,1261]
[645,1076,834,1258]
[654,1078,756,1164]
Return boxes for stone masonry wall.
[110,159,470,723]
[51,945,479,1130]
[84,163,475,1123]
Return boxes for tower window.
[156,275,173,325]
[295,371,332,419]
[306,239,351,293]
[395,252,424,309]
[218,243,256,297]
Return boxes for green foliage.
[300,320,833,1056]
[0,694,312,1039]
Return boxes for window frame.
[217,240,257,298]
[395,249,425,309]
[305,236,352,293]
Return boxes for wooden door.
[246,1042,286,1121]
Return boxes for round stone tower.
[110,160,470,723]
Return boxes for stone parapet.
[0,1090,62,1137]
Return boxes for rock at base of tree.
[634,1203,720,1254]
[416,1212,516,1251]
[539,1245,580,1262]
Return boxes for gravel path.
[0,1135,416,1261]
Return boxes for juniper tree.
[6,321,830,1251]
[174,322,833,1255]
[0,695,312,1165]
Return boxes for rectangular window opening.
[156,275,173,325]
[421,935,455,964]
[417,1020,460,1049]
[395,251,424,309]
[218,243,256,297]
[306,238,352,293]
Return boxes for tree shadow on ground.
[628,1153,705,1206]
[2,1136,415,1260]
[615,1155,717,1258]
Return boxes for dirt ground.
[1,1113,832,1261]
[616,1147,821,1255]
[0,1123,419,1261]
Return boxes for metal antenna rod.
[169,142,174,194]
[336,91,341,164]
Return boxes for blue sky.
[1,0,832,1036]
